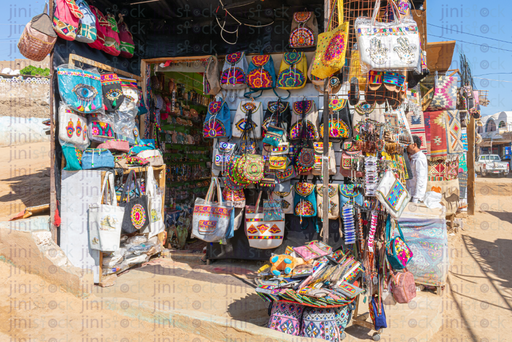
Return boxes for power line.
[429,34,512,53]
[428,24,512,45]
[473,77,512,83]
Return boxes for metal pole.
[322,81,329,244]
[48,0,57,243]
[467,115,475,215]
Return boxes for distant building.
[0,57,50,74]
[480,111,512,156]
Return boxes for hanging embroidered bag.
[88,114,115,142]
[101,73,125,111]
[385,215,413,270]
[277,51,307,90]
[319,99,350,141]
[58,103,90,147]
[204,56,221,95]
[62,144,83,171]
[376,170,411,218]
[18,4,57,62]
[203,100,231,138]
[243,154,265,183]
[245,55,277,98]
[53,0,83,41]
[232,101,263,139]
[118,170,150,234]
[355,0,420,70]
[118,18,135,58]
[213,141,236,172]
[75,0,96,43]
[289,11,318,48]
[276,164,296,182]
[369,295,387,330]
[311,0,349,79]
[340,151,364,178]
[296,147,315,175]
[88,6,107,50]
[57,67,103,113]
[220,51,248,90]
[293,182,317,218]
[263,125,285,147]
[312,142,336,176]
[102,13,121,56]
[273,182,294,214]
[262,101,291,136]
[339,184,364,207]
[245,191,285,249]
[289,99,319,141]
[316,184,339,220]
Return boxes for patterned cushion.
[268,302,304,336]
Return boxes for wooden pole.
[48,1,57,243]
[322,82,330,244]
[467,115,475,215]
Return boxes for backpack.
[232,101,263,139]
[220,51,247,90]
[118,18,135,58]
[289,100,319,141]
[245,55,276,98]
[203,100,231,139]
[294,182,317,221]
[277,51,307,90]
[289,12,318,48]
[53,0,83,41]
[312,142,336,176]
[88,6,107,50]
[319,99,350,141]
[75,0,96,43]
[103,13,121,56]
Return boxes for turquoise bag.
[62,145,82,171]
[203,100,231,139]
[57,67,103,113]
[339,184,363,207]
[245,55,277,98]
[75,0,97,43]
[81,148,115,169]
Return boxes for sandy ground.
[0,141,51,220]
[1,141,511,340]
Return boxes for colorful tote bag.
[319,99,350,141]
[58,103,90,147]
[277,51,307,90]
[118,19,135,58]
[203,100,231,138]
[101,73,125,112]
[245,193,285,249]
[220,51,248,90]
[192,177,235,242]
[203,56,221,95]
[385,215,413,270]
[74,0,96,43]
[119,170,149,234]
[53,0,83,41]
[376,170,411,218]
[88,6,107,50]
[427,75,458,111]
[88,171,124,251]
[245,55,276,96]
[316,184,339,219]
[289,12,318,48]
[232,101,263,139]
[339,184,363,207]
[262,101,291,136]
[311,0,349,79]
[273,188,294,215]
[145,166,165,238]
[301,307,343,340]
[355,0,420,70]
[293,182,317,218]
[289,100,319,140]
[57,66,103,113]
[268,301,304,336]
[88,114,115,142]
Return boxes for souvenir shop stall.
[21,0,454,338]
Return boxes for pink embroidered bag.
[390,269,416,303]
[53,0,83,41]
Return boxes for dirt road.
[0,141,51,220]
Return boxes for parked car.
[502,155,512,171]
[475,154,510,177]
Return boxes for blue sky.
[1,0,510,115]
